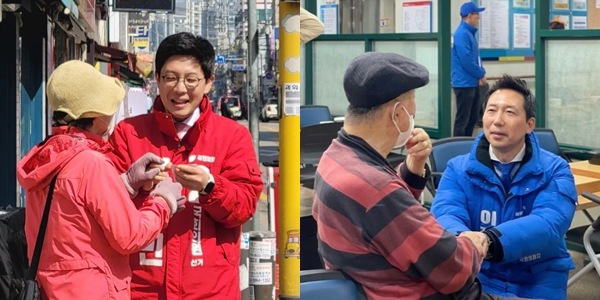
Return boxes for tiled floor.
[567,250,600,299]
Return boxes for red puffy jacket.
[108,96,263,299]
[17,127,170,300]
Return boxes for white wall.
[380,0,396,33]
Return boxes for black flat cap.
[343,52,429,108]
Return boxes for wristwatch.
[196,165,215,195]
[201,173,215,195]
[484,232,494,259]
[197,165,215,195]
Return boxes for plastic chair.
[300,122,343,166]
[533,128,595,228]
[300,269,366,300]
[300,122,343,189]
[567,192,600,287]
[426,137,476,197]
[533,128,571,162]
[300,105,332,128]
[533,128,588,162]
[300,215,323,270]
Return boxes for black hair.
[482,74,536,120]
[549,21,565,30]
[155,32,215,79]
[347,104,379,117]
[345,94,409,124]
[52,111,94,130]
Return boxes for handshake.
[120,153,187,217]
[458,231,490,260]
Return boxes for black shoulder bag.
[11,174,58,300]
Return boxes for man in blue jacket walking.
[452,2,487,136]
[431,74,577,300]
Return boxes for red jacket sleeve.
[77,151,169,255]
[107,121,133,174]
[199,126,263,228]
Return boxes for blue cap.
[460,2,485,17]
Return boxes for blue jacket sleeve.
[454,30,485,80]
[430,159,472,234]
[494,162,577,263]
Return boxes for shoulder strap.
[26,174,59,280]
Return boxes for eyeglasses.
[160,75,205,89]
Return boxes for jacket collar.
[460,20,478,34]
[151,94,213,145]
[51,126,113,153]
[468,132,544,184]
[337,128,397,174]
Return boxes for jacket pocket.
[246,161,261,177]
[555,176,578,205]
[88,258,130,299]
[219,243,235,266]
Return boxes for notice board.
[475,0,535,59]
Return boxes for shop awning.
[94,43,144,86]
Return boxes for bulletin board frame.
[549,0,588,30]
[475,0,536,60]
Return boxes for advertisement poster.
[480,0,510,49]
[513,0,530,9]
[553,0,569,10]
[513,14,531,48]
[320,4,338,34]
[572,0,587,11]
[402,1,431,33]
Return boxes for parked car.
[260,98,279,122]
[218,96,242,120]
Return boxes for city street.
[237,119,279,164]
[238,119,279,232]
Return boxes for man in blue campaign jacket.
[452,2,487,137]
[431,75,577,300]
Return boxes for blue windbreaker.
[431,132,577,300]
[451,21,485,88]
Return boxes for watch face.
[203,182,215,193]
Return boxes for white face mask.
[99,116,116,139]
[391,102,414,149]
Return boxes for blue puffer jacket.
[451,21,485,88]
[431,132,577,300]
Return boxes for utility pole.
[278,2,300,299]
[247,0,260,162]
[242,0,262,235]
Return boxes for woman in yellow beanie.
[16,60,185,299]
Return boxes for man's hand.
[404,128,431,176]
[173,164,211,191]
[479,76,488,86]
[459,231,489,259]
[142,161,173,191]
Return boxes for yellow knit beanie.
[47,60,125,119]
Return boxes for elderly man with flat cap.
[312,52,528,300]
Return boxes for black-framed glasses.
[160,75,205,89]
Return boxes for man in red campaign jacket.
[108,32,263,300]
